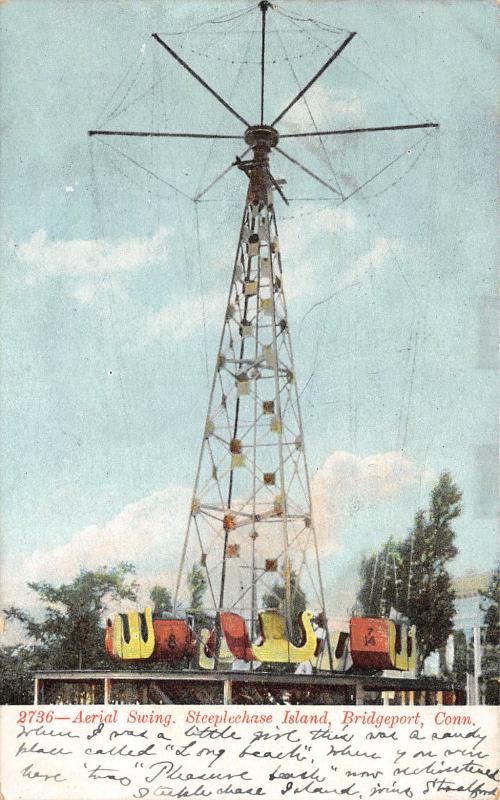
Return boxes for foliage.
[357,472,462,673]
[480,565,499,646]
[358,538,401,618]
[3,563,138,677]
[451,630,473,684]
[0,645,40,704]
[150,585,173,615]
[479,565,499,704]
[186,564,212,631]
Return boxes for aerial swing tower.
[175,120,331,667]
[91,1,438,673]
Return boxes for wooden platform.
[33,669,464,706]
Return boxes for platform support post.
[34,677,40,706]
[355,681,365,705]
[223,678,232,705]
[472,626,481,704]
[104,677,111,704]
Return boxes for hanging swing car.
[349,616,417,672]
[104,605,325,666]
[105,607,196,662]
[196,609,324,666]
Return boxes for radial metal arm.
[280,122,439,137]
[152,33,250,128]
[88,130,244,139]
[260,0,271,125]
[271,31,356,126]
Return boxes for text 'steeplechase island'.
[1,705,498,799]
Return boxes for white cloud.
[66,224,379,348]
[285,85,363,131]
[280,205,356,253]
[3,448,425,601]
[35,484,189,580]
[341,236,394,287]
[282,232,392,308]
[311,450,430,555]
[70,281,99,304]
[69,276,137,312]
[64,229,387,348]
[280,85,364,175]
[11,222,226,345]
[145,287,225,343]
[66,273,225,347]
[309,206,357,235]
[14,226,170,282]
[0,484,191,615]
[279,206,358,299]
[353,236,392,272]
[0,446,431,641]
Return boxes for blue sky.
[0,0,497,621]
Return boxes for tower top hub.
[244,126,279,153]
[239,126,284,205]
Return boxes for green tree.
[4,563,138,673]
[479,566,499,704]
[402,472,460,671]
[150,585,173,615]
[451,630,473,685]
[357,472,462,673]
[358,538,400,618]
[187,564,212,631]
[480,565,499,645]
[0,645,39,704]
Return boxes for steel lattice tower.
[89,1,438,668]
[174,126,330,652]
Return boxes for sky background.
[0,0,497,628]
